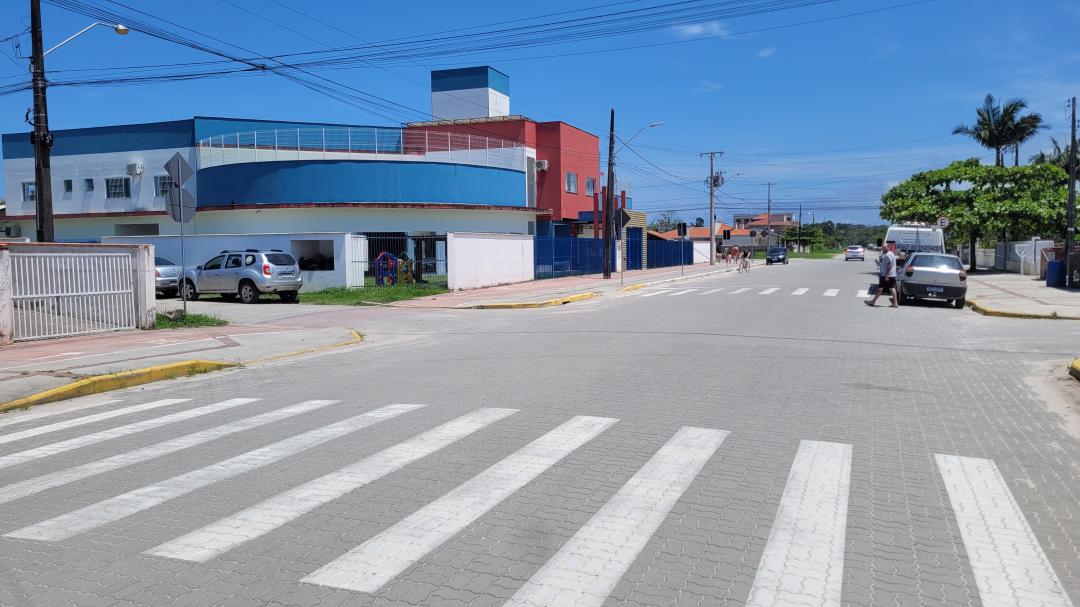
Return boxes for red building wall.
[535,122,600,221]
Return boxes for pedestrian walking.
[866,241,898,308]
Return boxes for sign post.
[164,153,195,314]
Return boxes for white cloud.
[756,47,776,59]
[672,21,729,38]
[694,80,723,93]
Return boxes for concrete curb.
[0,329,366,413]
[620,283,646,292]
[0,360,237,413]
[622,266,739,293]
[965,298,1080,320]
[1070,359,1080,383]
[473,292,598,309]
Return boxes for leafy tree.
[880,159,1068,271]
[693,217,705,227]
[647,211,680,232]
[953,94,1042,167]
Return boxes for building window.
[565,172,578,194]
[84,178,94,192]
[63,179,73,193]
[154,175,173,198]
[21,181,36,202]
[105,177,131,199]
[585,177,596,197]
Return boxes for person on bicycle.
[730,245,740,262]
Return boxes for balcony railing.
[196,128,525,172]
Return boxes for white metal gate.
[10,253,136,341]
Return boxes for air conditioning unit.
[2,225,22,237]
[535,159,550,171]
[126,162,144,176]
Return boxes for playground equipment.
[373,251,416,286]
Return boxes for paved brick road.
[0,258,1076,606]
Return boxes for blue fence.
[534,236,617,279]
[647,240,693,269]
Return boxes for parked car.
[765,246,788,265]
[180,249,302,304]
[896,252,967,308]
[154,256,180,298]
[844,245,865,261]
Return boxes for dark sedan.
[765,246,789,265]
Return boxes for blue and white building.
[1,67,553,242]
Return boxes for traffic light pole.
[30,0,55,242]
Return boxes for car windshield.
[768,247,786,254]
[265,253,296,266]
[911,255,963,270]
[154,257,175,266]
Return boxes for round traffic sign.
[937,216,950,228]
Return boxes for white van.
[885,223,945,261]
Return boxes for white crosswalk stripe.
[146,407,518,563]
[0,400,339,506]
[936,454,1074,607]
[302,415,617,593]
[701,288,724,295]
[791,288,808,295]
[0,398,120,430]
[506,426,728,607]
[856,289,870,297]
[729,287,751,295]
[640,290,672,297]
[758,288,780,295]
[667,289,697,296]
[0,398,259,470]
[823,289,839,297]
[0,399,189,446]
[746,440,852,607]
[5,404,422,542]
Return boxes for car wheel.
[279,291,298,303]
[238,280,260,304]
[180,280,199,301]
[953,297,965,309]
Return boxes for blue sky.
[1,0,1077,225]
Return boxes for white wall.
[102,232,363,291]
[692,241,713,264]
[194,207,535,236]
[431,88,510,120]
[446,232,534,290]
[3,147,197,217]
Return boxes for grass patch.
[787,249,843,259]
[300,284,448,305]
[153,312,228,330]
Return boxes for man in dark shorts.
[865,241,898,308]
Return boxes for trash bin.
[1046,260,1066,287]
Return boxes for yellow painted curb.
[966,298,1080,320]
[243,329,364,365]
[1070,358,1080,382]
[0,360,237,414]
[474,292,598,309]
[620,283,646,292]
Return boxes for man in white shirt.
[865,241,899,308]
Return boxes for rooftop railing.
[196,127,525,172]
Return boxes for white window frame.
[154,175,174,198]
[105,177,132,199]
[585,176,596,197]
[565,171,578,194]
[21,181,36,202]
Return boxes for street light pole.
[30,0,54,242]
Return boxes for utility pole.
[603,108,616,279]
[30,0,54,242]
[700,151,723,265]
[765,182,775,248]
[1067,96,1077,288]
[798,203,802,253]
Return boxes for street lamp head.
[114,24,129,35]
[647,121,665,128]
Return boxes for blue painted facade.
[2,119,194,159]
[431,66,510,96]
[196,160,526,207]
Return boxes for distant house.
[732,212,799,231]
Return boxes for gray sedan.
[154,256,181,298]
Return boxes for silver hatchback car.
[181,250,302,303]
[896,252,967,308]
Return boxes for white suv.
[181,250,302,303]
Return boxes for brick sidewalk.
[966,272,1080,319]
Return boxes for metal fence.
[647,240,693,269]
[197,128,525,172]
[534,237,616,279]
[360,233,448,288]
[10,252,135,341]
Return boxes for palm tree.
[1030,136,1078,171]
[953,94,1010,166]
[953,94,1043,167]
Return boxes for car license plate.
[278,271,294,277]
[927,286,944,293]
